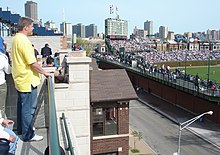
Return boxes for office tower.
[105,15,128,39]
[144,20,153,36]
[133,26,147,38]
[167,31,174,40]
[25,1,38,22]
[159,26,168,39]
[60,22,72,36]
[207,29,212,40]
[85,24,97,38]
[72,23,85,38]
[211,30,219,40]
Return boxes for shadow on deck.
[16,128,47,155]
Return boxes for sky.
[1,0,220,35]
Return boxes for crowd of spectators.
[93,38,220,95]
[108,37,155,53]
[107,38,220,64]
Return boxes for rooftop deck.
[16,128,47,155]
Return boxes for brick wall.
[91,102,129,155]
[93,137,129,155]
[118,102,129,134]
[98,60,220,124]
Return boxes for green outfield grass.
[184,66,220,83]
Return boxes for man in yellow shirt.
[11,17,50,142]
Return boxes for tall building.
[144,20,153,36]
[105,15,128,39]
[72,23,85,38]
[85,24,97,38]
[133,26,147,38]
[25,1,38,23]
[60,22,72,36]
[159,26,168,39]
[211,30,219,40]
[167,31,174,40]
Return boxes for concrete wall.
[4,36,63,54]
[55,56,91,155]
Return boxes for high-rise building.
[72,23,85,38]
[167,31,174,40]
[207,29,212,40]
[133,26,147,38]
[144,20,153,36]
[159,26,168,39]
[105,15,128,39]
[60,22,72,36]
[211,30,219,40]
[85,24,97,38]
[25,1,38,23]
[219,30,220,40]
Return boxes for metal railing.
[96,57,220,103]
[61,113,74,155]
[47,77,62,155]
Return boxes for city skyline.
[1,0,220,35]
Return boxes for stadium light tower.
[174,111,213,155]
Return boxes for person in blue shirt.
[0,36,6,54]
[54,52,60,67]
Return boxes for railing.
[47,77,63,155]
[96,57,220,103]
[61,113,74,155]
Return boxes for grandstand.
[0,7,20,36]
[0,7,62,36]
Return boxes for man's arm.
[4,57,11,74]
[31,62,51,77]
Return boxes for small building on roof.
[90,69,137,155]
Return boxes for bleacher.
[0,7,62,36]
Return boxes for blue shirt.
[0,36,6,54]
[54,57,59,67]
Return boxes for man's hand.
[31,62,51,77]
[43,71,51,77]
[9,135,15,142]
[2,119,13,126]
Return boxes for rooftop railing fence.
[96,57,220,103]
[47,77,63,155]
[47,77,75,155]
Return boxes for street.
[129,99,220,155]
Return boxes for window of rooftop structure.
[92,107,117,136]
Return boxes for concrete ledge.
[66,57,91,64]
[93,134,129,140]
[55,83,69,89]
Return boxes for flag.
[110,5,114,14]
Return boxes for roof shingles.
[90,69,138,102]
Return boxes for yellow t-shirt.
[11,33,40,92]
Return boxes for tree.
[131,130,142,152]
